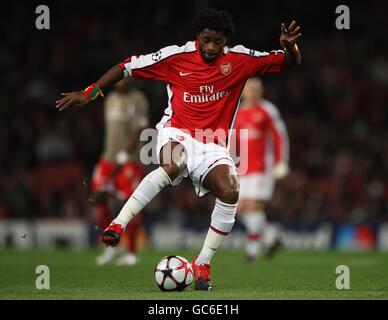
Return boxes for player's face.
[197,28,227,63]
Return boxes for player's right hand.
[56,91,88,111]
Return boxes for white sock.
[196,199,237,265]
[240,211,266,257]
[113,167,171,228]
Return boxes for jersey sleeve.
[118,45,185,81]
[118,51,168,81]
[231,45,287,77]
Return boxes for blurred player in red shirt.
[57,8,301,290]
[234,77,289,261]
[92,78,149,266]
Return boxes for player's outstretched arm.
[280,20,302,67]
[56,64,124,111]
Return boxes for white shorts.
[156,127,237,197]
[238,172,275,201]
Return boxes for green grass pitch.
[0,248,387,299]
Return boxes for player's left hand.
[280,21,302,50]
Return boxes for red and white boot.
[101,222,123,247]
[191,256,213,291]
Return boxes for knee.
[216,179,239,204]
[160,142,187,181]
[160,163,183,181]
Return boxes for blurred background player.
[92,78,149,266]
[234,77,289,261]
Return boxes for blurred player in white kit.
[92,78,149,266]
[234,77,289,261]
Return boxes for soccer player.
[56,8,301,290]
[234,77,289,261]
[92,78,149,266]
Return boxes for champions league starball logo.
[152,50,162,61]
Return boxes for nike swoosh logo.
[179,71,192,76]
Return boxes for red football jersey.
[119,41,286,146]
[234,100,289,174]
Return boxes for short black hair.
[193,8,235,39]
